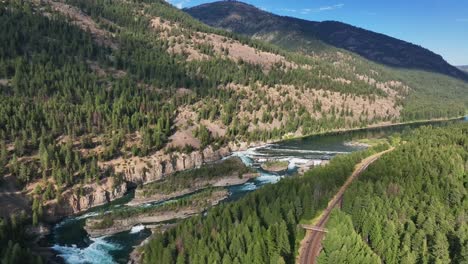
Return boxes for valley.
[0,0,466,263]
[49,117,465,264]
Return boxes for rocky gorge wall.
[114,146,232,185]
[44,177,127,222]
[43,145,239,222]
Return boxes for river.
[49,118,466,264]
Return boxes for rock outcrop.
[44,177,127,222]
[110,146,232,185]
[44,143,256,222]
[84,189,228,237]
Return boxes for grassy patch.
[261,160,289,170]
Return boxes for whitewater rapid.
[52,237,120,264]
[52,144,341,264]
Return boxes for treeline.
[0,0,465,229]
[319,123,468,263]
[0,0,395,194]
[140,144,389,263]
[0,213,43,264]
[317,210,381,264]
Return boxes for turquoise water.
[51,118,466,264]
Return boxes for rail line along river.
[49,118,467,264]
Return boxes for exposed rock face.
[84,208,199,238]
[45,143,254,222]
[113,146,232,185]
[44,177,127,222]
[84,190,229,237]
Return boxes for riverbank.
[103,117,465,233]
[128,157,258,206]
[48,116,466,264]
[278,116,466,143]
[128,172,259,206]
[84,189,228,238]
[344,138,389,148]
[51,116,464,221]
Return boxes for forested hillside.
[186,1,468,81]
[139,144,389,263]
[0,0,444,222]
[0,213,43,264]
[0,0,466,262]
[318,124,468,263]
[186,1,468,119]
[141,123,467,264]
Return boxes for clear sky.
[168,0,468,66]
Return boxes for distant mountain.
[459,65,468,73]
[186,1,468,81]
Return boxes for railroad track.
[299,148,394,264]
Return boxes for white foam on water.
[233,144,275,159]
[257,173,282,184]
[52,237,120,264]
[239,182,257,191]
[54,212,102,229]
[239,154,255,166]
[129,225,145,234]
[75,212,101,220]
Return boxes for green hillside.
[186,1,468,81]
[140,123,467,264]
[186,1,468,119]
[0,0,467,262]
[320,124,468,263]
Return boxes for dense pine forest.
[318,124,468,263]
[0,0,464,195]
[141,123,467,264]
[0,213,43,264]
[0,0,467,263]
[140,144,389,263]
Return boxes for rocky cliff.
[109,145,233,185]
[44,145,237,221]
[44,177,127,222]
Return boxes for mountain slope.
[0,0,465,225]
[0,0,422,224]
[186,1,468,81]
[0,1,466,262]
[459,65,468,73]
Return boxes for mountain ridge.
[186,1,468,81]
[459,65,468,72]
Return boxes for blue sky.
[168,0,468,65]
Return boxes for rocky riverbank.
[43,177,127,222]
[128,172,259,206]
[41,144,258,222]
[84,189,228,238]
